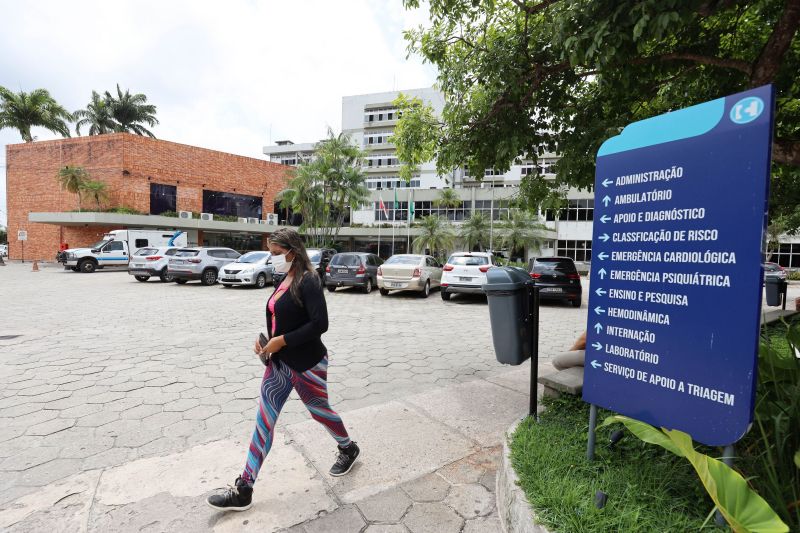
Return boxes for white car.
[0,244,7,258]
[440,251,496,301]
[219,251,274,289]
[378,254,443,298]
[128,246,181,282]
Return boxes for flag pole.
[377,198,382,258]
[392,188,396,256]
[407,188,412,252]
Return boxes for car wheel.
[441,289,451,301]
[159,269,174,283]
[201,269,217,286]
[175,279,188,284]
[256,273,267,289]
[327,286,337,293]
[134,275,150,282]
[379,288,389,296]
[571,297,582,308]
[420,281,430,298]
[78,259,96,273]
[363,278,373,294]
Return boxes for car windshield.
[386,255,421,265]
[90,239,110,249]
[237,252,269,263]
[448,255,489,266]
[308,252,321,262]
[331,254,361,266]
[175,249,200,257]
[533,258,577,273]
[134,248,159,256]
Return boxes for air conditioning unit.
[200,213,214,221]
[258,219,267,225]
[178,211,192,219]
[238,217,248,224]
[265,213,279,225]
[247,217,259,224]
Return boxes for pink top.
[268,279,291,336]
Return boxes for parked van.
[59,229,187,273]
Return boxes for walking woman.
[207,228,359,511]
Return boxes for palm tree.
[0,87,72,142]
[106,84,158,137]
[56,166,89,211]
[498,209,550,263]
[413,215,455,259]
[80,180,110,210]
[74,91,115,135]
[459,211,490,251]
[277,164,324,243]
[433,188,461,209]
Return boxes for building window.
[557,240,592,262]
[202,190,262,219]
[772,243,800,268]
[150,183,177,215]
[545,199,594,221]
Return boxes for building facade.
[6,133,290,261]
[264,88,593,263]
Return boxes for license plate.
[132,263,144,268]
[459,277,472,282]
[388,282,405,288]
[173,260,184,265]
[338,269,348,274]
[540,287,562,293]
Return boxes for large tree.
[397,0,800,228]
[0,87,72,142]
[74,91,116,135]
[413,215,456,258]
[106,84,159,137]
[56,166,89,211]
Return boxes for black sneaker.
[330,441,360,477]
[206,476,253,511]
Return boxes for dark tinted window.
[203,189,262,218]
[165,248,180,256]
[175,249,200,257]
[533,258,577,273]
[135,239,149,248]
[331,254,361,267]
[238,252,269,263]
[150,183,177,215]
[448,255,489,266]
[106,241,125,252]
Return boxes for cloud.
[0,0,437,226]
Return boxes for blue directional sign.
[583,85,774,446]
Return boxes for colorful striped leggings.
[241,354,350,486]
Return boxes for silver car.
[168,247,240,286]
[219,251,274,289]
[378,254,443,298]
[128,246,181,283]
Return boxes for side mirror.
[91,248,100,253]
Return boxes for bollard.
[796,296,800,311]
[32,260,39,272]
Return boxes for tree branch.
[635,53,752,75]
[750,0,800,86]
[510,0,561,15]
[773,139,800,167]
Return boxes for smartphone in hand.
[258,333,269,366]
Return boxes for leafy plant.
[412,215,455,258]
[74,91,116,135]
[56,166,89,211]
[599,416,789,532]
[497,209,550,262]
[459,211,490,251]
[80,180,110,210]
[0,86,72,142]
[105,84,159,137]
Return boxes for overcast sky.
[0,0,437,227]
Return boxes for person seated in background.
[552,331,586,370]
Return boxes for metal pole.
[587,404,598,460]
[715,445,735,526]
[529,286,540,419]
[489,186,494,251]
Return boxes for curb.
[496,419,552,533]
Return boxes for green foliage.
[787,270,800,281]
[399,0,800,229]
[56,166,89,212]
[392,94,441,182]
[0,86,72,142]
[458,211,491,251]
[511,395,719,532]
[412,215,455,258]
[432,187,462,209]
[497,209,550,260]
[74,91,116,136]
[80,180,110,210]
[105,84,159,138]
[0,228,7,244]
[598,416,789,532]
[278,129,368,248]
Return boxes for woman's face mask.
[271,252,293,273]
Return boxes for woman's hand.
[263,336,286,354]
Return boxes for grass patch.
[510,395,723,532]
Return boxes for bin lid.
[482,266,533,292]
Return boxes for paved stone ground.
[0,262,588,531]
[1,262,796,532]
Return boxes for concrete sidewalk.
[0,363,538,532]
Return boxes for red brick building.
[6,133,290,261]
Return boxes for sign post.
[18,230,27,264]
[584,85,774,450]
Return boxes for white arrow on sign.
[593,322,602,333]
[602,195,611,207]
[600,215,611,223]
[591,360,602,369]
[594,306,606,315]
[595,287,606,296]
[599,233,610,242]
[602,178,613,187]
[598,268,607,279]
[592,342,602,351]
[597,252,608,260]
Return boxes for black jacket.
[266,272,329,372]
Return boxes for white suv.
[128,246,181,282]
[440,252,496,301]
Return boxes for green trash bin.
[483,267,534,365]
